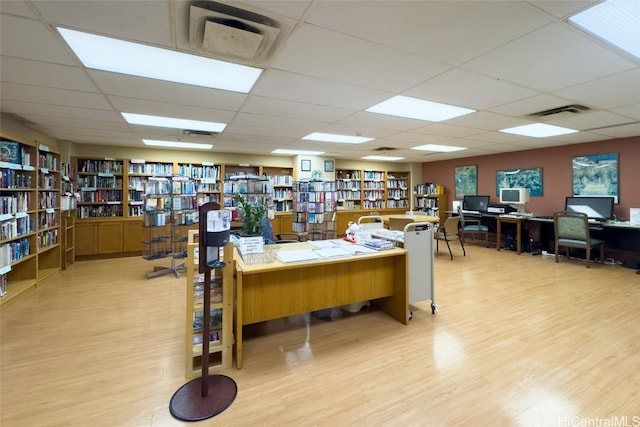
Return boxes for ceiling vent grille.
[188,1,283,61]
[373,146,397,151]
[527,104,591,121]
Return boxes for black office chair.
[261,216,300,244]
[553,211,604,268]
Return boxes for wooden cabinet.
[185,231,232,378]
[123,220,143,253]
[75,220,123,257]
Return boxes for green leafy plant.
[236,193,267,236]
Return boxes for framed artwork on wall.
[454,165,477,199]
[301,159,311,172]
[572,153,618,202]
[496,167,543,197]
[324,160,334,172]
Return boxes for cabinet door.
[75,222,98,255]
[98,222,124,253]
[123,220,144,252]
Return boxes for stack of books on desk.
[362,238,394,251]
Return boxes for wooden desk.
[234,242,409,368]
[380,214,439,228]
[496,216,526,255]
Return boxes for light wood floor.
[1,245,639,426]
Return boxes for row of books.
[38,192,59,209]
[177,164,221,180]
[79,159,124,174]
[0,217,34,241]
[1,237,31,266]
[38,212,57,229]
[292,201,336,214]
[0,193,30,214]
[293,181,336,192]
[38,152,58,170]
[0,170,33,188]
[38,229,58,249]
[80,190,122,203]
[77,205,123,218]
[128,162,172,175]
[38,173,56,190]
[78,175,122,188]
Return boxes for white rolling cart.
[370,222,437,316]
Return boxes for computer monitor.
[462,195,490,213]
[500,188,530,205]
[565,196,615,221]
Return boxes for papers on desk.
[277,249,320,263]
[277,241,379,262]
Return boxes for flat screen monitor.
[500,187,530,205]
[565,196,615,221]
[462,195,490,213]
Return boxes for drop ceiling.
[1,0,639,162]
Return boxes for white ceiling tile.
[273,24,450,92]
[553,69,640,109]
[1,82,111,110]
[406,68,540,110]
[463,23,637,92]
[1,56,96,91]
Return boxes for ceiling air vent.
[183,129,218,138]
[527,104,591,121]
[373,146,397,151]
[189,1,283,61]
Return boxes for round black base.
[206,260,227,270]
[169,375,237,422]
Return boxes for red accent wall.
[421,136,640,220]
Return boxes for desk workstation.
[233,240,409,368]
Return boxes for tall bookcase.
[386,172,410,209]
[76,158,124,218]
[184,230,233,378]
[142,175,197,278]
[177,162,222,207]
[336,169,362,210]
[0,138,38,304]
[263,166,294,212]
[292,179,337,239]
[36,145,61,281]
[414,183,447,224]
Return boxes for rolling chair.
[261,216,300,244]
[458,207,489,247]
[434,216,465,260]
[553,211,604,268]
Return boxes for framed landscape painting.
[454,165,477,199]
[572,153,618,202]
[496,167,543,197]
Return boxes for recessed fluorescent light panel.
[361,155,405,161]
[57,27,262,93]
[411,144,467,152]
[272,149,325,155]
[302,133,374,144]
[143,140,212,150]
[499,123,578,138]
[569,0,640,60]
[122,113,226,132]
[366,95,476,122]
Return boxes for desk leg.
[516,221,522,255]
[496,219,502,252]
[234,273,244,369]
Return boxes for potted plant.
[236,193,267,236]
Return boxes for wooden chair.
[554,211,604,268]
[434,216,465,260]
[458,207,489,247]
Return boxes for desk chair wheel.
[431,303,438,314]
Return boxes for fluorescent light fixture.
[366,95,476,122]
[143,140,213,150]
[569,0,640,60]
[411,144,467,152]
[499,123,578,138]
[361,155,405,161]
[272,149,325,155]
[57,27,262,93]
[301,133,374,144]
[122,113,226,132]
